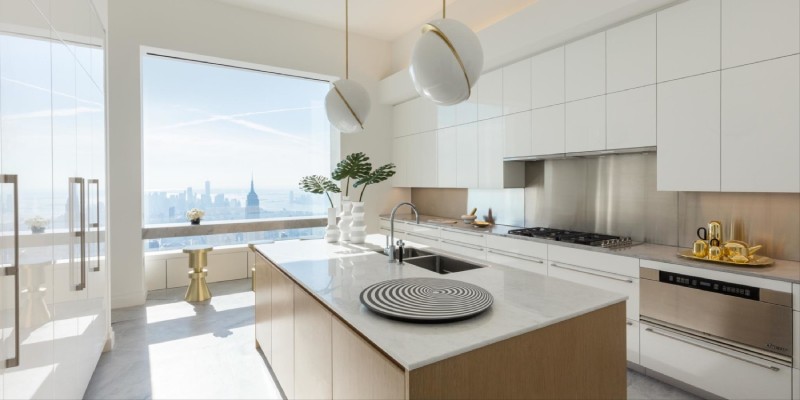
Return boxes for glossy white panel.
[531,46,564,109]
[607,85,656,150]
[502,58,531,115]
[657,0,721,82]
[565,96,605,153]
[477,69,502,121]
[410,131,438,188]
[721,0,800,69]
[436,127,458,188]
[477,117,505,189]
[607,14,656,92]
[565,32,605,101]
[503,111,531,158]
[456,123,478,188]
[531,104,565,156]
[455,87,478,125]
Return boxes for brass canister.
[708,245,722,261]
[708,221,722,244]
[692,239,708,258]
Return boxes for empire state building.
[245,176,260,219]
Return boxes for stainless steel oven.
[640,267,793,363]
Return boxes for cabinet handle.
[406,232,437,241]
[644,327,780,372]
[70,177,87,290]
[442,228,484,237]
[549,262,633,283]
[626,321,633,326]
[487,249,544,263]
[88,179,100,272]
[1,174,20,368]
[441,239,484,251]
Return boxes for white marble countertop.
[382,214,800,283]
[253,235,626,370]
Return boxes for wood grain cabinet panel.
[332,318,405,400]
[270,266,295,399]
[294,286,332,400]
[254,253,272,362]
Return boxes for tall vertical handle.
[2,174,20,368]
[70,177,86,290]
[88,179,100,272]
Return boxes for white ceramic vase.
[324,207,340,243]
[338,197,352,241]
[349,201,366,244]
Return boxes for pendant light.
[409,0,484,105]
[325,0,371,134]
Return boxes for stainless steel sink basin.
[375,247,433,259]
[403,255,485,275]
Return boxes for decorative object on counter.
[427,218,458,224]
[339,197,353,241]
[348,159,395,243]
[324,207,340,243]
[360,277,493,322]
[460,207,477,224]
[483,208,495,225]
[708,240,722,260]
[409,0,483,105]
[186,208,205,225]
[681,220,772,266]
[692,239,708,258]
[677,249,774,266]
[25,216,48,234]
[331,152,370,242]
[324,0,371,133]
[472,220,490,228]
[298,175,343,242]
[349,201,366,243]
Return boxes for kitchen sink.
[403,255,485,275]
[375,247,433,259]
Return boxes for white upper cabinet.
[478,69,503,120]
[721,55,800,193]
[531,46,565,109]
[456,123,479,188]
[437,127,458,188]
[565,32,606,101]
[437,104,456,129]
[392,136,410,187]
[657,72,721,191]
[409,131,438,188]
[479,118,524,189]
[532,104,565,156]
[392,99,413,137]
[566,96,605,153]
[393,97,437,137]
[657,0,720,82]
[502,58,532,115]
[455,86,479,125]
[503,110,532,158]
[607,85,656,150]
[721,0,800,69]
[606,14,656,92]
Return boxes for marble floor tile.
[86,278,698,400]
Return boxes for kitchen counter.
[253,235,626,370]
[381,214,800,283]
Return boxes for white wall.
[107,0,408,308]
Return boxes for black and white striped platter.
[359,278,493,322]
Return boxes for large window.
[142,54,333,249]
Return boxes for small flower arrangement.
[186,208,205,224]
[25,216,49,233]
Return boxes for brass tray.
[677,249,774,267]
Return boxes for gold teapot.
[722,240,763,263]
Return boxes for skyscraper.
[245,175,260,219]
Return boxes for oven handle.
[550,262,633,283]
[644,327,780,372]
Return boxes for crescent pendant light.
[325,0,371,133]
[409,0,484,105]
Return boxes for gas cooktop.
[507,227,634,248]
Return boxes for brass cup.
[692,240,708,258]
[708,246,722,261]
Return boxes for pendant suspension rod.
[345,0,349,79]
[442,0,446,18]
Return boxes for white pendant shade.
[409,18,484,105]
[325,79,371,134]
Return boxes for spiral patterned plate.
[360,278,493,322]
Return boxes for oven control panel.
[658,271,760,301]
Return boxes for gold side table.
[183,245,213,302]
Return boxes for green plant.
[332,152,371,197]
[298,175,341,208]
[354,163,396,202]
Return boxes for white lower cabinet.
[438,228,486,260]
[485,235,547,275]
[793,368,799,400]
[640,321,793,400]
[626,319,640,364]
[548,260,639,321]
[403,223,440,248]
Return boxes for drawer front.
[640,322,792,400]
[641,259,792,293]
[486,235,547,260]
[380,227,404,242]
[794,311,799,369]
[404,231,439,248]
[440,228,487,247]
[794,284,799,311]
[486,250,546,275]
[793,368,799,400]
[438,239,486,261]
[548,245,639,278]
[627,319,640,365]
[404,223,440,238]
[549,261,638,320]
[379,219,390,231]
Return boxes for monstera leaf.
[354,163,396,202]
[332,152,372,196]
[298,175,341,208]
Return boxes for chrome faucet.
[387,202,419,263]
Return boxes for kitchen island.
[253,235,627,400]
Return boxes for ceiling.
[216,0,537,41]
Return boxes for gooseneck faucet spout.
[388,202,419,262]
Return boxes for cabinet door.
[607,85,656,150]
[412,97,437,135]
[294,286,332,400]
[607,14,656,93]
[455,87,478,125]
[436,127,458,188]
[657,0,720,82]
[503,111,531,158]
[391,136,410,187]
[271,267,295,398]
[254,253,272,361]
[626,320,640,365]
[410,131,437,188]
[437,104,456,129]
[565,32,605,101]
[722,0,800,69]
[392,100,412,137]
[657,72,721,191]
[478,118,504,189]
[502,58,531,115]
[721,55,800,193]
[478,69,502,120]
[565,96,605,153]
[456,124,478,188]
[332,318,405,400]
[531,46,564,109]
[531,104,565,156]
